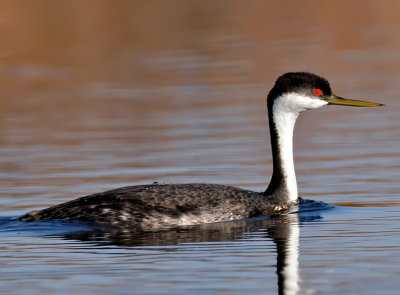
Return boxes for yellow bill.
[323,96,384,107]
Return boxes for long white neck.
[272,101,299,202]
[265,91,328,204]
[265,93,311,203]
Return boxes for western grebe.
[18,72,383,228]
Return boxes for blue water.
[0,200,328,295]
[2,197,400,294]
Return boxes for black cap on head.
[267,72,332,106]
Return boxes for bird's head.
[267,72,384,113]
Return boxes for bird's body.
[18,72,383,229]
[19,184,285,228]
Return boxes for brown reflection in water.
[1,1,400,90]
[334,202,400,208]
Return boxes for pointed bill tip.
[323,96,385,107]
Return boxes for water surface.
[1,2,400,294]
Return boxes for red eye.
[314,89,322,96]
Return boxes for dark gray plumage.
[18,184,286,228]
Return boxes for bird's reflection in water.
[270,213,300,295]
[60,201,326,295]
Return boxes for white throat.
[271,92,327,202]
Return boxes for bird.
[18,72,383,229]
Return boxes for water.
[1,2,400,294]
